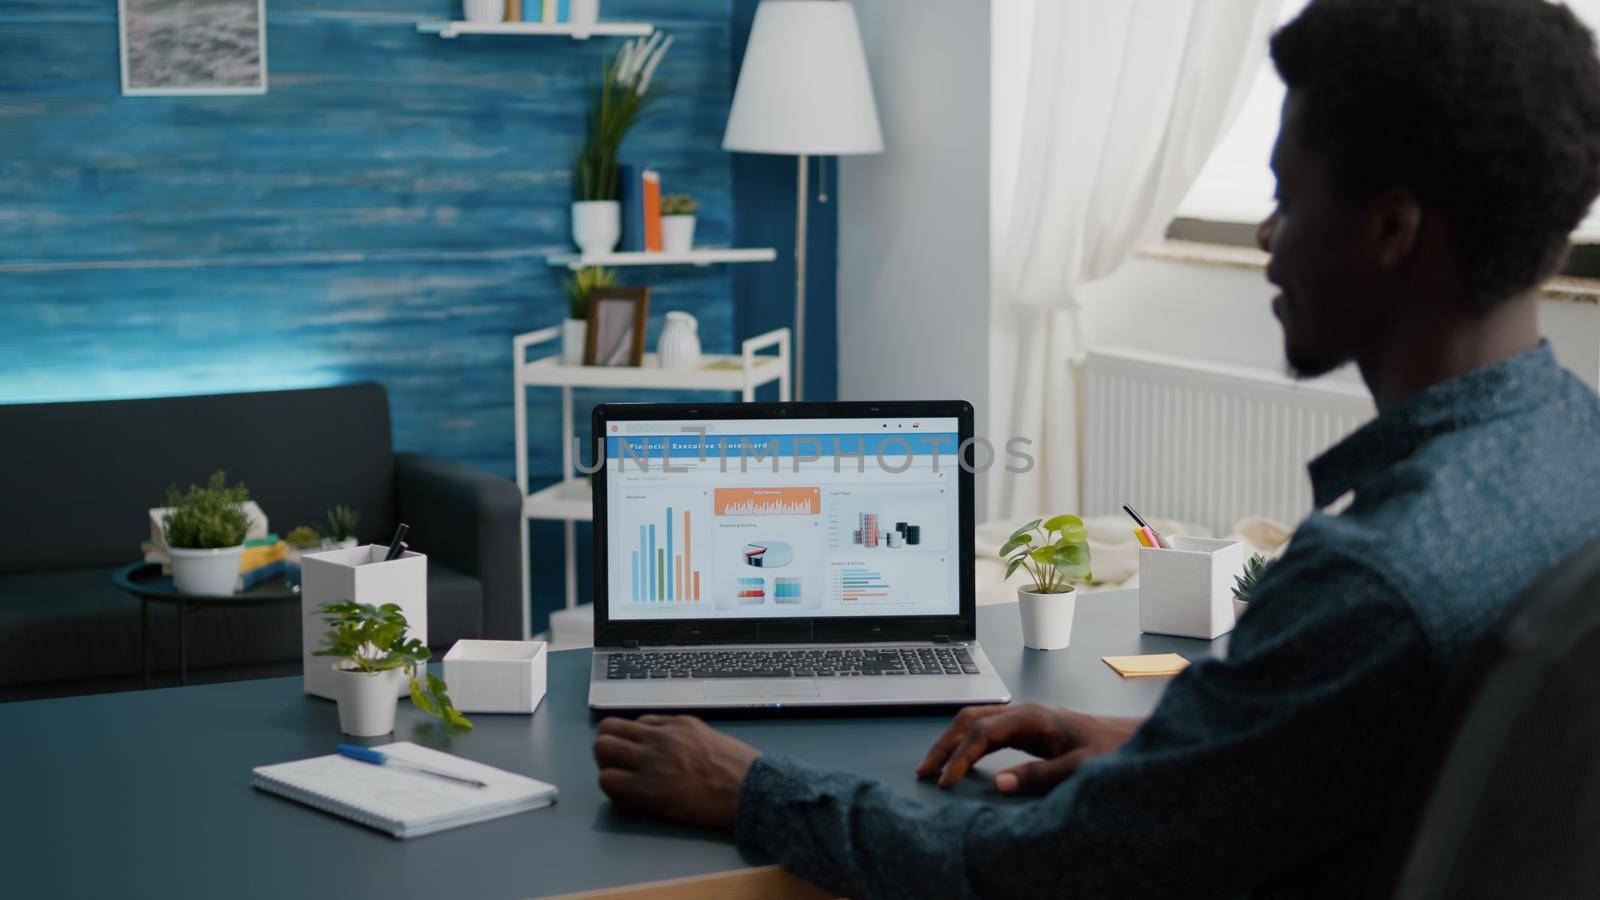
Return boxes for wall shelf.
[545,248,777,269]
[416,20,654,39]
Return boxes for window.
[1175,0,1600,247]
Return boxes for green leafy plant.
[1000,514,1092,594]
[312,601,472,730]
[323,505,360,542]
[563,265,618,320]
[163,470,251,550]
[573,33,674,201]
[286,526,322,550]
[1233,553,1273,604]
[660,193,697,216]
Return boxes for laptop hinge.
[619,640,640,649]
[931,635,953,644]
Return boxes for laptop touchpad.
[703,681,820,700]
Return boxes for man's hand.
[593,714,760,831]
[916,703,1142,795]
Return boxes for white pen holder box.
[301,545,427,701]
[1138,536,1243,640]
[443,640,547,714]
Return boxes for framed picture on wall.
[118,0,268,96]
[585,288,650,367]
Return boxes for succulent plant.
[286,526,323,550]
[323,505,360,542]
[660,193,697,216]
[163,471,251,550]
[1233,553,1273,604]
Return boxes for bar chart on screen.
[828,554,952,611]
[615,490,711,605]
[714,487,821,516]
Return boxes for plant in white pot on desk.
[1001,514,1092,650]
[659,193,697,253]
[312,600,472,737]
[561,266,617,365]
[163,470,252,596]
[571,33,673,255]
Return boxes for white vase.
[569,0,599,27]
[462,0,503,23]
[561,318,588,366]
[657,311,702,370]
[169,545,246,595]
[661,215,696,254]
[333,665,406,737]
[571,200,620,256]
[1017,585,1076,650]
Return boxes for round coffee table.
[112,562,301,688]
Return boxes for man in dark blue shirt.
[591,1,1600,896]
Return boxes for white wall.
[837,3,991,401]
[1083,258,1600,391]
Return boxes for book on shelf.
[618,164,645,252]
[642,169,663,252]
[542,0,558,23]
[557,0,570,22]
[506,0,521,22]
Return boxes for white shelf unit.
[545,248,778,270]
[512,326,791,637]
[416,20,654,39]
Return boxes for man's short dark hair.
[1271,0,1600,311]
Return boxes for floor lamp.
[723,0,883,401]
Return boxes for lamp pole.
[794,153,809,401]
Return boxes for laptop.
[587,400,1012,711]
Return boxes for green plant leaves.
[1042,513,1083,533]
[162,470,251,549]
[1010,519,1043,541]
[315,600,470,730]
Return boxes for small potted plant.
[322,505,359,550]
[163,470,252,596]
[312,600,472,737]
[572,33,672,254]
[659,193,697,253]
[1232,553,1272,622]
[561,266,617,366]
[1001,514,1092,650]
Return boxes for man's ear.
[1371,187,1423,270]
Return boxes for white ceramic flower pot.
[333,665,407,737]
[463,0,503,23]
[657,311,701,370]
[561,318,588,366]
[1018,585,1076,650]
[571,200,620,256]
[661,215,696,254]
[322,537,358,551]
[169,545,246,595]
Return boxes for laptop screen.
[603,416,962,621]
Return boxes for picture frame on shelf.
[585,287,649,366]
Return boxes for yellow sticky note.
[1102,653,1190,677]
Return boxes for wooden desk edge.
[540,864,834,900]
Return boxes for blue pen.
[336,744,488,789]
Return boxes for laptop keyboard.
[603,646,980,679]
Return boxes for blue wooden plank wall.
[0,0,740,479]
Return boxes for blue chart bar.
[666,506,674,601]
[649,524,657,601]
[631,550,640,603]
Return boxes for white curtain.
[987,0,1282,521]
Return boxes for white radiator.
[1082,348,1374,535]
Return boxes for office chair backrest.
[1377,533,1600,898]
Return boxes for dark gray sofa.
[0,383,523,701]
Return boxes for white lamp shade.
[723,0,884,156]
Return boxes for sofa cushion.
[0,564,484,688]
[0,383,396,573]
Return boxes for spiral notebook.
[252,741,557,838]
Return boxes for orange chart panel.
[713,487,821,516]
